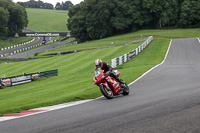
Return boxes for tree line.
[67,0,200,42]
[55,1,74,10]
[0,0,28,38]
[17,0,74,10]
[17,0,53,9]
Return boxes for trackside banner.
[9,32,72,37]
[0,69,57,89]
[0,73,39,88]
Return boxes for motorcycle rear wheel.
[100,84,113,99]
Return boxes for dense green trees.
[55,1,74,10]
[0,0,28,38]
[68,0,115,42]
[179,0,200,27]
[68,0,200,42]
[143,0,179,27]
[17,0,53,9]
[18,0,74,10]
[0,7,9,37]
[111,0,151,31]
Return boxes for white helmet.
[95,59,103,68]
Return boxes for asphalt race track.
[0,38,200,133]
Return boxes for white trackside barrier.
[111,36,153,68]
[0,38,45,57]
[0,37,35,51]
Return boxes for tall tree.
[143,0,179,27]
[44,3,53,9]
[68,0,116,41]
[68,3,88,42]
[179,0,200,27]
[62,1,74,10]
[0,0,28,37]
[0,7,9,37]
[38,0,44,8]
[55,2,61,10]
[111,0,151,32]
[84,0,115,39]
[7,4,28,33]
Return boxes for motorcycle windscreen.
[95,68,102,77]
[94,68,105,84]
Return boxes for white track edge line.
[197,38,200,44]
[128,39,172,86]
[0,100,94,122]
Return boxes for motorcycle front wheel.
[122,83,130,95]
[100,84,113,99]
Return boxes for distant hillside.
[26,8,69,32]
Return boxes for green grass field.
[26,8,69,32]
[0,13,200,116]
[0,37,169,115]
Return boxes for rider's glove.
[105,71,110,76]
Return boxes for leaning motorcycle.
[93,68,130,99]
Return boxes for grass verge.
[0,38,169,115]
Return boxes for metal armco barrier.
[0,69,58,89]
[111,36,153,68]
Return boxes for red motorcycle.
[93,68,130,99]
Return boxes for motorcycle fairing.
[106,76,121,95]
[101,82,110,90]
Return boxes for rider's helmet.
[95,59,103,68]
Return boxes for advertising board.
[11,75,32,86]
[9,32,72,37]
[0,73,39,88]
[0,69,57,89]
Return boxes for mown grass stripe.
[0,38,169,115]
[1,27,200,115]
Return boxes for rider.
[95,59,125,84]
